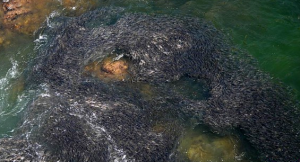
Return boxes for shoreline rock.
[0,0,98,35]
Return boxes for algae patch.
[178,126,252,162]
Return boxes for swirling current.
[0,8,299,162]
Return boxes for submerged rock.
[185,135,237,162]
[0,29,12,47]
[0,8,299,162]
[2,0,42,34]
[176,125,258,162]
[0,0,98,34]
[83,54,130,81]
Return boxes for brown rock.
[178,128,245,162]
[0,29,12,47]
[84,55,130,81]
[1,0,53,34]
[2,0,32,21]
[0,0,99,35]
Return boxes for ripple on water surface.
[0,0,103,138]
[0,36,36,137]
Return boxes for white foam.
[46,10,61,28]
[34,35,48,43]
[0,59,20,112]
[7,59,19,79]
[34,34,48,50]
[69,110,133,162]
[113,54,124,61]
[0,78,8,89]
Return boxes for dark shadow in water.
[169,76,211,100]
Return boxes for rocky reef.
[0,8,299,162]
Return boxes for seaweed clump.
[0,8,299,162]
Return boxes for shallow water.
[0,0,299,161]
[0,35,35,137]
[177,125,260,162]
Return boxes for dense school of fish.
[0,8,299,161]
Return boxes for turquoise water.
[0,0,299,160]
[0,34,36,137]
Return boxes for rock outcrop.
[0,0,98,35]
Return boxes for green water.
[0,33,36,137]
[74,0,300,100]
[111,0,300,100]
[0,0,299,160]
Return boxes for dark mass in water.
[0,8,299,162]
